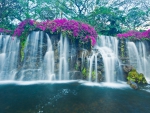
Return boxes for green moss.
[81,67,88,79]
[81,68,96,80]
[20,35,27,61]
[82,68,86,76]
[92,71,96,80]
[127,68,147,84]
[20,40,26,61]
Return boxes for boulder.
[127,80,138,89]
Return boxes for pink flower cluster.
[13,19,35,36]
[0,28,12,33]
[1,19,98,46]
[117,29,150,40]
[35,19,97,46]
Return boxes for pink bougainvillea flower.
[1,18,98,46]
[117,29,150,39]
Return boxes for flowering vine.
[13,19,35,37]
[7,18,97,46]
[0,28,12,34]
[117,29,150,40]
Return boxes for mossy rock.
[127,68,147,84]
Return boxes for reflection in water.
[0,81,150,113]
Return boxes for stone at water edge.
[127,80,138,89]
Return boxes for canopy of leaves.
[0,0,150,36]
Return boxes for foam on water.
[79,80,130,88]
[0,80,78,85]
[0,80,129,88]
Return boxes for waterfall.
[0,35,20,80]
[127,41,150,82]
[43,34,55,80]
[88,52,98,82]
[81,50,88,68]
[2,31,150,83]
[127,42,142,72]
[96,36,122,82]
[58,34,69,80]
[137,42,150,81]
[19,31,42,80]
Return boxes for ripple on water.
[0,81,150,113]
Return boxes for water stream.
[0,33,150,83]
[43,34,55,80]
[19,31,43,80]
[58,34,69,80]
[127,41,150,82]
[0,34,20,80]
[89,36,122,82]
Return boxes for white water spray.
[96,36,121,82]
[58,35,69,80]
[127,41,150,82]
[43,34,55,80]
[88,52,98,82]
[0,35,20,80]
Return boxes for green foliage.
[81,68,96,81]
[0,0,150,37]
[87,7,124,36]
[82,67,87,78]
[126,7,147,29]
[20,35,27,60]
[19,21,35,60]
[127,69,147,84]
[92,71,96,80]
[20,38,26,61]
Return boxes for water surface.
[0,81,150,113]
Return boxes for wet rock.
[97,71,104,82]
[69,71,83,80]
[69,56,77,71]
[123,65,133,73]
[22,69,43,80]
[127,80,138,89]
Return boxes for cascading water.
[127,42,142,72]
[58,34,69,80]
[88,51,98,82]
[137,42,150,81]
[19,31,56,81]
[19,31,43,80]
[81,50,87,67]
[0,35,20,80]
[43,34,55,80]
[127,41,150,82]
[95,36,122,82]
[3,31,150,83]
